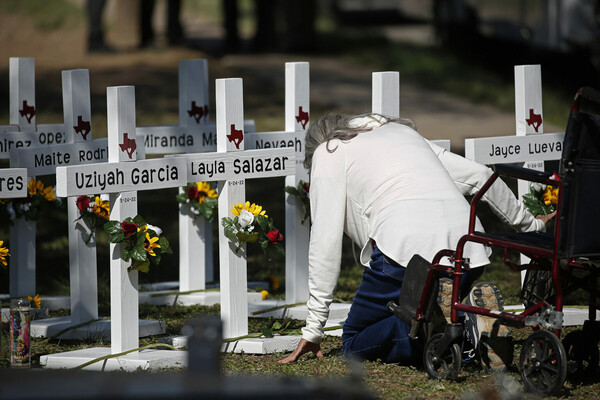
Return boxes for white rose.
[238,210,254,229]
[530,182,545,192]
[147,223,162,236]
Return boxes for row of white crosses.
[463,64,593,326]
[137,59,257,303]
[1,58,68,308]
[42,75,295,368]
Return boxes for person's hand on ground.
[536,210,557,226]
[278,338,323,364]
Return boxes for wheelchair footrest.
[394,254,436,325]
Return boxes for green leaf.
[284,186,300,196]
[121,245,131,262]
[175,193,188,203]
[271,321,282,331]
[261,326,274,338]
[131,259,150,273]
[237,231,259,243]
[109,231,125,243]
[131,244,147,261]
[133,215,146,227]
[255,215,269,230]
[158,236,172,254]
[104,220,122,235]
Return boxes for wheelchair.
[388,87,600,396]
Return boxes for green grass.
[0,0,82,31]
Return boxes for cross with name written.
[4,58,69,304]
[173,78,297,350]
[41,85,188,370]
[137,60,257,304]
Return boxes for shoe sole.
[468,282,513,372]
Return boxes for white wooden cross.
[3,58,67,303]
[462,65,592,326]
[244,62,310,305]
[41,86,187,370]
[372,71,451,151]
[137,59,256,303]
[173,78,296,349]
[20,69,133,339]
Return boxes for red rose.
[302,183,310,193]
[76,195,91,212]
[187,185,199,200]
[266,230,283,244]
[121,221,138,237]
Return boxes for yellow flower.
[0,240,9,266]
[28,294,41,309]
[143,232,161,257]
[543,185,559,206]
[260,289,269,300]
[93,196,110,220]
[196,182,218,204]
[28,178,44,196]
[269,274,280,291]
[41,186,56,201]
[231,201,268,219]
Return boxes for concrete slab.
[40,347,186,371]
[31,316,166,340]
[248,299,352,320]
[140,291,262,306]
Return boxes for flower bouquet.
[221,201,284,260]
[1,178,61,224]
[103,215,172,273]
[284,180,310,224]
[176,182,218,221]
[75,195,110,244]
[522,181,559,216]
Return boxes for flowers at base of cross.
[221,201,284,260]
[284,180,310,224]
[103,215,172,273]
[75,195,110,245]
[523,176,560,216]
[176,182,218,221]
[0,178,62,224]
[28,294,41,309]
[0,240,9,267]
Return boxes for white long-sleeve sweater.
[302,120,545,344]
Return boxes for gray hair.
[303,113,417,169]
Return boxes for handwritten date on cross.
[296,106,309,130]
[19,100,35,124]
[526,109,542,133]
[227,124,243,149]
[120,132,137,159]
[187,101,209,124]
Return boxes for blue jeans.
[341,244,483,364]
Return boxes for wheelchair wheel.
[520,330,567,396]
[424,333,461,380]
[563,330,599,379]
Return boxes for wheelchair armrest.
[493,163,553,184]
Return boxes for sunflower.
[41,186,57,202]
[28,178,44,196]
[92,196,110,220]
[143,232,161,257]
[28,294,41,309]
[0,241,9,266]
[231,201,268,219]
[196,182,218,204]
[543,185,559,206]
